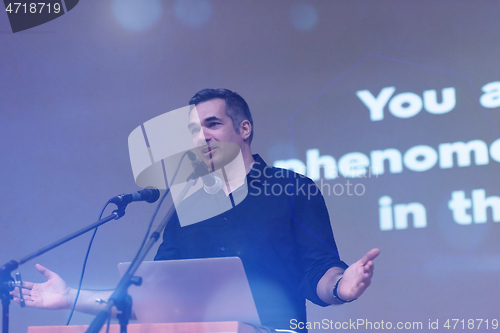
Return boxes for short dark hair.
[189,88,254,143]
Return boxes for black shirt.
[155,154,347,331]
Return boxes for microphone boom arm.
[0,189,158,333]
[86,177,198,333]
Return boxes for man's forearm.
[317,248,379,305]
[316,267,345,305]
[67,289,114,315]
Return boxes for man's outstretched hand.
[11,264,71,310]
[337,248,380,302]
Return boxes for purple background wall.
[1,1,499,332]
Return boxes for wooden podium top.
[28,321,262,333]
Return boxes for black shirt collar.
[248,154,267,178]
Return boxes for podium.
[27,322,261,333]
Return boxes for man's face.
[188,98,242,170]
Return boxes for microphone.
[187,151,222,194]
[109,187,160,206]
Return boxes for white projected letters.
[394,203,427,229]
[448,191,472,225]
[379,196,393,231]
[274,139,500,230]
[403,145,438,172]
[338,152,370,178]
[276,149,375,181]
[378,196,427,230]
[480,81,500,108]
[423,87,456,114]
[388,92,423,118]
[274,138,500,180]
[449,189,500,224]
[439,140,489,168]
[472,189,500,223]
[489,138,500,162]
[356,87,396,121]
[370,149,403,175]
[275,80,500,232]
[306,149,337,179]
[356,86,456,121]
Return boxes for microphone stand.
[0,201,130,333]
[86,176,198,333]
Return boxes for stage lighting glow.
[174,0,212,28]
[112,0,162,32]
[289,2,318,32]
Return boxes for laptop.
[117,257,261,325]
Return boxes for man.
[14,89,379,332]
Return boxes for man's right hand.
[12,264,72,310]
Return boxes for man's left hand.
[337,248,380,301]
